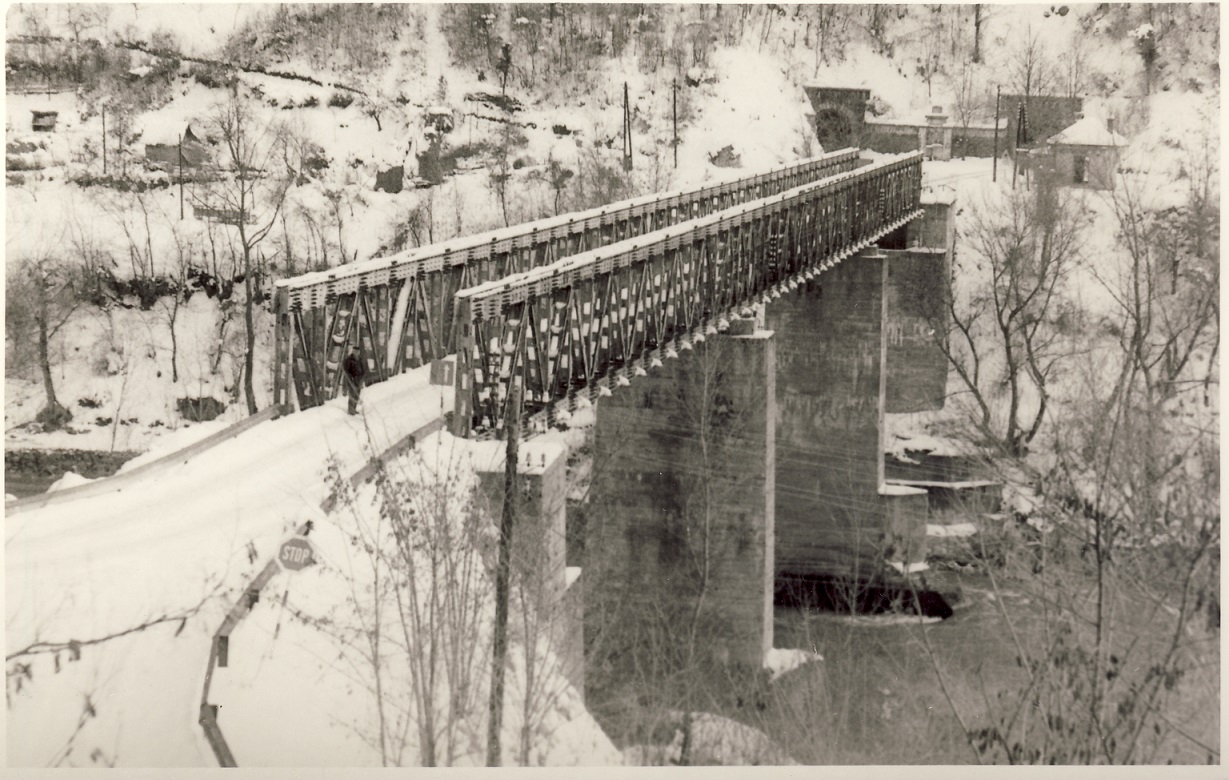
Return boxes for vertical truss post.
[452,297,475,437]
[272,287,293,415]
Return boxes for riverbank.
[5,448,140,498]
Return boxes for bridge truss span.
[272,148,861,412]
[452,151,924,437]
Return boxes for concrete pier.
[767,248,892,578]
[473,440,583,696]
[586,328,776,668]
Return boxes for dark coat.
[343,351,367,383]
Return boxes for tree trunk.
[168,302,180,383]
[36,310,69,427]
[973,5,982,63]
[243,249,258,415]
[487,382,521,766]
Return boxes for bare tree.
[160,221,199,384]
[950,60,986,159]
[313,442,495,766]
[61,5,108,84]
[1057,38,1088,100]
[806,4,854,74]
[6,246,83,430]
[197,97,294,415]
[934,178,1088,456]
[916,153,1219,766]
[1008,26,1056,100]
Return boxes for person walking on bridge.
[343,344,367,415]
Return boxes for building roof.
[1047,116,1127,147]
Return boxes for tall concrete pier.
[586,328,776,668]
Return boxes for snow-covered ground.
[7,365,448,764]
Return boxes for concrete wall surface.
[768,251,888,579]
[586,329,776,669]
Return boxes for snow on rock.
[927,523,978,539]
[625,711,795,766]
[47,470,94,492]
[1003,482,1043,518]
[764,647,822,682]
[885,427,978,462]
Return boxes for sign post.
[278,537,316,571]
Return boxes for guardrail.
[198,415,446,766]
[451,152,924,437]
[271,149,862,414]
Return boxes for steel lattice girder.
[272,148,863,412]
[452,152,924,438]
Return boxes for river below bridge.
[763,570,1220,765]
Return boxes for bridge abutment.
[473,441,585,699]
[585,328,776,671]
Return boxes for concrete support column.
[767,248,891,579]
[473,440,583,694]
[884,246,950,413]
[587,326,776,669]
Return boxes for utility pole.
[1012,101,1025,190]
[992,85,1000,182]
[178,131,184,220]
[622,81,632,172]
[672,78,679,169]
[486,381,521,767]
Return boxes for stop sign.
[278,537,315,571]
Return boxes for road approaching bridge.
[272,149,862,414]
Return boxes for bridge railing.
[272,148,862,413]
[451,152,924,437]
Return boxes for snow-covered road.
[7,364,452,766]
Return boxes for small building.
[1041,116,1126,190]
[144,124,210,170]
[30,110,58,132]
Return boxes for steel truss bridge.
[272,149,923,437]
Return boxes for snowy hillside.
[6,3,1217,452]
